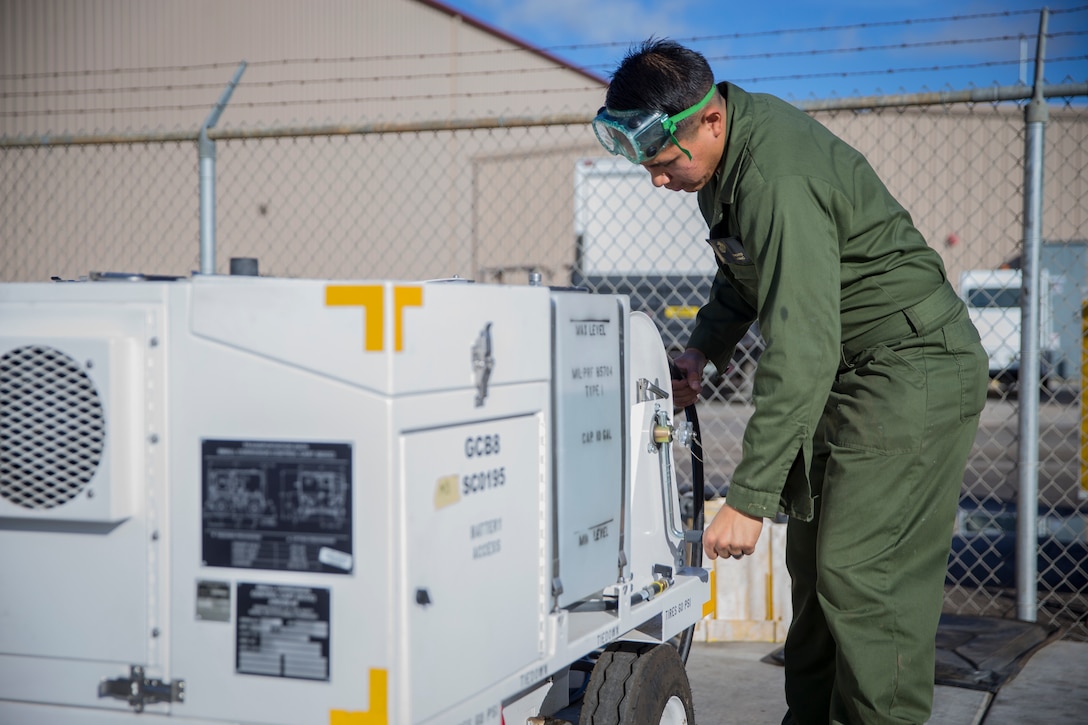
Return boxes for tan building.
[0,0,606,282]
[0,0,606,132]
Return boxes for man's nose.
[649,169,669,187]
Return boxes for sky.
[436,0,1088,101]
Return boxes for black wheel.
[579,642,695,725]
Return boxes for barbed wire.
[742,55,1087,85]
[0,64,570,99]
[2,6,1083,84]
[3,32,1084,104]
[5,56,1085,119]
[551,5,1088,52]
[0,85,605,118]
[691,31,1085,68]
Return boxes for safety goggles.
[592,86,715,164]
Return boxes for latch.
[636,377,669,403]
[99,665,185,712]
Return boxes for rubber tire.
[579,642,695,725]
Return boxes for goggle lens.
[592,86,715,164]
[593,117,650,162]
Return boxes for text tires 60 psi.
[579,642,695,725]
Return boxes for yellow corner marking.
[393,285,423,352]
[434,474,461,510]
[330,668,388,725]
[326,285,422,352]
[326,285,384,351]
[702,566,717,620]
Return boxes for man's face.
[640,109,724,193]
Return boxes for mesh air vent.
[0,345,106,509]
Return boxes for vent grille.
[0,345,106,510]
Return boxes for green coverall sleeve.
[718,177,844,519]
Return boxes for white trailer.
[958,268,1061,385]
[574,156,710,278]
[572,157,764,397]
[0,274,709,724]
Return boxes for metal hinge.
[472,322,494,407]
[98,665,185,712]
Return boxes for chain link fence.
[2,89,1087,640]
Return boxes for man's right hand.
[671,348,707,408]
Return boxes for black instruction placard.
[201,439,353,573]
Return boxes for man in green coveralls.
[592,39,988,724]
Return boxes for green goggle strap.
[660,86,716,160]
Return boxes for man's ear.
[703,105,724,138]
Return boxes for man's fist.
[703,503,764,561]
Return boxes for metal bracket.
[99,665,185,713]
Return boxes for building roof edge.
[414,0,608,88]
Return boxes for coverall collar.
[700,82,754,221]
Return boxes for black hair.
[604,38,716,136]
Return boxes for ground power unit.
[0,274,709,724]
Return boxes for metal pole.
[1017,7,1049,623]
[198,128,217,276]
[1081,303,1088,501]
[198,61,247,276]
[1020,35,1028,86]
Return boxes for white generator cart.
[0,275,709,725]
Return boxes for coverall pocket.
[829,344,925,455]
[723,262,759,301]
[943,318,988,421]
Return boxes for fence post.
[1081,303,1088,501]
[198,62,247,276]
[1017,7,1050,624]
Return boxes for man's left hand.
[703,503,764,560]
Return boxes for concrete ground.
[687,637,1088,724]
